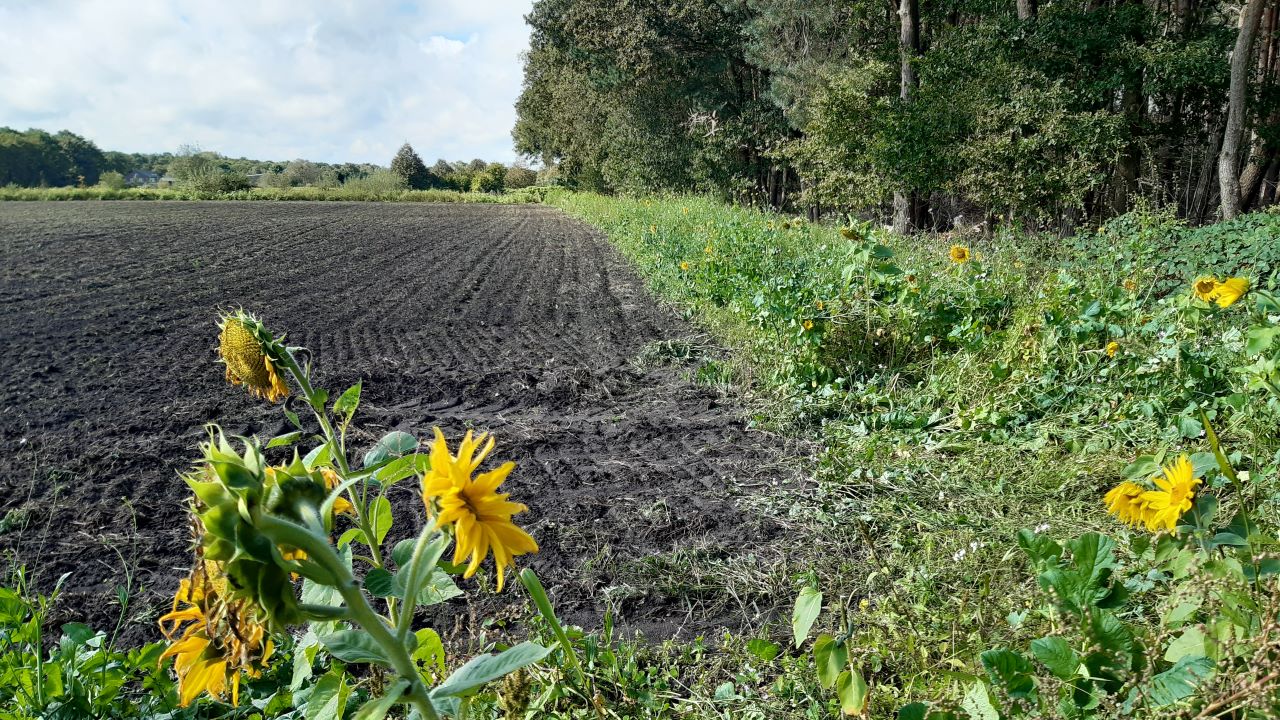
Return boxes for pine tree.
[390,143,431,190]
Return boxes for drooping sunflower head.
[1193,276,1220,302]
[1211,276,1249,308]
[949,245,971,264]
[422,427,538,592]
[217,311,289,403]
[1104,481,1149,528]
[159,558,275,707]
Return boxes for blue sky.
[0,0,535,164]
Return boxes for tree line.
[0,129,536,194]
[513,0,1280,230]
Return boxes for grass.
[546,191,1280,716]
[0,184,550,203]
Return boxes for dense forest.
[514,0,1280,231]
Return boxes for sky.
[0,0,536,165]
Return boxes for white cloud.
[0,0,534,164]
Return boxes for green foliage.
[390,143,435,190]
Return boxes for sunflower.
[1123,278,1138,293]
[1139,455,1202,533]
[680,261,690,271]
[422,428,537,592]
[840,226,858,240]
[802,320,814,331]
[1104,481,1149,527]
[949,245,971,264]
[159,559,274,707]
[1106,341,1119,358]
[217,313,288,403]
[1193,276,1219,302]
[1211,277,1249,308]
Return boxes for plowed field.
[0,202,784,644]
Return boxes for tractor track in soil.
[0,201,790,646]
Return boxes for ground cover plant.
[548,192,1280,717]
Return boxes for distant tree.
[431,158,453,177]
[390,143,432,189]
[282,159,322,186]
[471,162,507,192]
[505,164,539,189]
[467,158,488,173]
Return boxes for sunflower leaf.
[334,382,361,422]
[319,629,391,666]
[430,641,553,698]
[792,587,822,647]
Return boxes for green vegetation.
[546,192,1280,717]
[516,0,1279,228]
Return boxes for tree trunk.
[1220,0,1269,220]
[1017,0,1037,21]
[894,0,921,234]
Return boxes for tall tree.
[390,143,432,190]
[893,0,921,233]
[1220,0,1269,219]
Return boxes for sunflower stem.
[277,347,387,574]
[395,524,437,642]
[257,514,441,720]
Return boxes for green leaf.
[371,495,393,546]
[352,679,408,720]
[1122,455,1160,480]
[413,628,446,675]
[836,668,869,716]
[363,431,418,468]
[267,431,305,448]
[813,634,848,689]
[310,388,330,413]
[319,629,392,666]
[746,638,780,663]
[1163,627,1209,663]
[393,538,417,568]
[291,629,320,691]
[304,671,350,720]
[334,381,362,420]
[431,641,553,698]
[303,443,332,470]
[338,527,367,548]
[960,682,999,720]
[1144,655,1214,707]
[792,587,822,647]
[897,703,929,720]
[980,649,1036,700]
[373,453,429,489]
[363,568,398,598]
[1175,415,1203,439]
[418,568,464,606]
[1030,637,1079,680]
[285,408,303,430]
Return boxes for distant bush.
[342,168,408,196]
[96,171,126,190]
[505,165,538,190]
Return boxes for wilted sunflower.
[217,312,288,403]
[1139,455,1202,533]
[840,226,858,240]
[422,428,537,592]
[1123,278,1138,293]
[1106,341,1119,358]
[949,245,972,264]
[1193,276,1220,302]
[159,559,274,707]
[1211,277,1249,308]
[1104,481,1149,527]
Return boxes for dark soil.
[0,202,787,647]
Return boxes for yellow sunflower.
[422,428,538,592]
[949,245,971,264]
[680,261,690,271]
[1139,455,1202,533]
[159,560,274,707]
[217,313,288,403]
[1210,277,1249,308]
[1193,276,1219,302]
[802,320,814,331]
[1105,341,1119,358]
[1104,481,1149,527]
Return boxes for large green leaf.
[319,629,391,666]
[980,649,1036,700]
[304,671,350,720]
[836,668,869,715]
[371,495,393,546]
[813,634,848,689]
[1144,655,1214,707]
[363,431,418,469]
[1030,636,1080,681]
[961,682,998,720]
[792,587,822,647]
[430,641,553,698]
[334,381,362,421]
